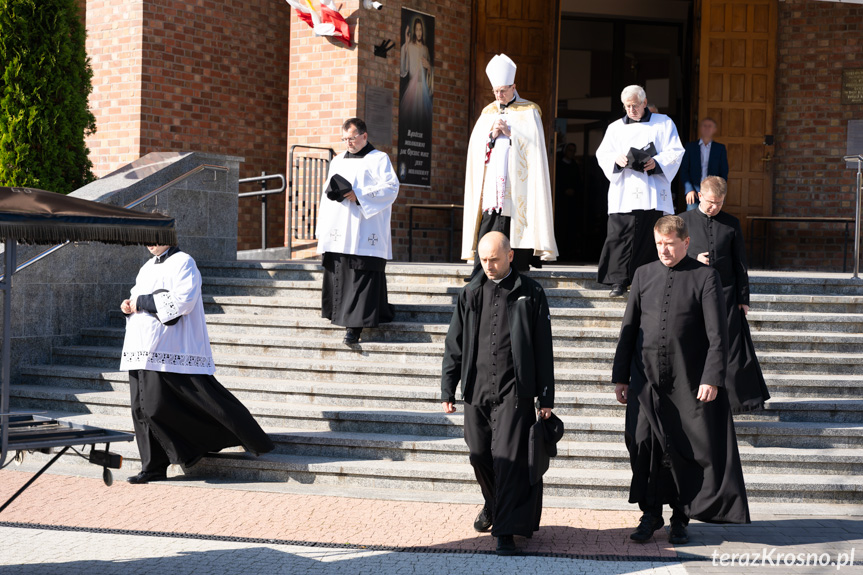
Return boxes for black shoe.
[343,327,362,345]
[126,470,168,484]
[473,505,493,532]
[669,520,689,545]
[496,535,517,556]
[630,513,664,543]
[529,256,543,269]
[609,284,626,297]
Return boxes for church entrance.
[553,2,694,263]
[470,0,777,265]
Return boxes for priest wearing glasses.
[316,117,400,345]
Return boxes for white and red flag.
[285,0,352,48]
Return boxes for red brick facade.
[772,0,863,271]
[286,0,471,262]
[84,0,291,251]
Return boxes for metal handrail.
[844,154,863,280]
[238,172,286,250]
[0,163,228,282]
[287,145,335,256]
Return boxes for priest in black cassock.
[316,118,399,345]
[121,243,274,484]
[441,231,554,556]
[679,176,770,412]
[612,215,750,546]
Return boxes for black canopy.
[0,186,176,246]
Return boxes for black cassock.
[612,257,750,524]
[130,370,275,472]
[321,252,395,328]
[680,208,770,412]
[597,209,663,287]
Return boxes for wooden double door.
[471,0,778,252]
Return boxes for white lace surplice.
[120,252,215,375]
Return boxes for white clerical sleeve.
[596,123,624,183]
[154,258,201,324]
[652,120,685,181]
[356,153,400,219]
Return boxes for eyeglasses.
[341,134,365,143]
[623,103,643,111]
[492,85,514,95]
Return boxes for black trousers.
[597,209,663,287]
[472,211,533,277]
[463,393,542,537]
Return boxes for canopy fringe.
[0,223,178,246]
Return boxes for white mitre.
[485,54,516,88]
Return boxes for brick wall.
[772,0,863,271]
[84,0,291,252]
[287,0,472,262]
[84,0,144,176]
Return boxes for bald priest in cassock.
[316,117,400,345]
[441,231,555,556]
[679,176,770,412]
[596,85,685,297]
[612,215,749,546]
[120,243,274,484]
[461,54,558,275]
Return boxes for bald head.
[477,231,513,280]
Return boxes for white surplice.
[316,149,400,260]
[120,250,215,375]
[596,113,685,215]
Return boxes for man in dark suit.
[680,118,729,211]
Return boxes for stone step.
[20,411,863,480]
[200,286,863,314]
[197,261,863,296]
[21,364,863,401]
[11,385,863,448]
[188,453,863,503]
[17,367,863,423]
[87,321,863,354]
[49,342,863,376]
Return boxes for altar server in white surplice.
[316,117,400,345]
[120,243,273,485]
[596,85,684,298]
[462,53,558,276]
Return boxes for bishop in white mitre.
[596,84,684,297]
[316,117,400,345]
[462,54,558,274]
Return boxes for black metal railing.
[287,145,335,254]
[238,172,287,250]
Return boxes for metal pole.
[0,239,16,468]
[855,158,862,279]
[260,171,267,251]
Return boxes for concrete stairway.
[10,262,863,506]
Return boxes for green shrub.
[0,0,96,194]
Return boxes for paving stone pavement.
[1,469,862,574]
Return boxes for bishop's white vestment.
[462,97,558,263]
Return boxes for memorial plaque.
[364,86,394,147]
[841,69,863,105]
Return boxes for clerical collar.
[622,108,653,125]
[499,96,517,110]
[345,142,375,159]
[154,246,180,264]
[491,268,513,285]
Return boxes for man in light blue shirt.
[680,118,729,211]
